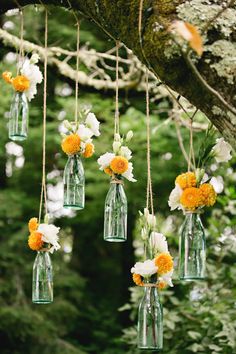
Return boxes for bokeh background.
[0,5,236,354]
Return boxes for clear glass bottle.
[104,181,127,242]
[9,91,29,141]
[138,285,163,350]
[179,212,206,281]
[63,155,85,210]
[32,251,53,304]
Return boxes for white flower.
[149,232,168,254]
[77,124,93,142]
[20,59,43,101]
[168,185,183,211]
[122,162,136,182]
[97,152,115,170]
[38,223,60,254]
[144,208,156,229]
[30,53,40,64]
[126,130,133,142]
[211,138,232,163]
[120,146,132,160]
[131,259,158,277]
[113,141,121,154]
[210,176,224,194]
[159,269,174,287]
[114,133,121,142]
[85,112,100,136]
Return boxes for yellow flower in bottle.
[132,273,144,286]
[104,167,113,176]
[155,253,174,275]
[2,71,13,84]
[180,187,203,210]
[28,231,44,251]
[200,183,217,207]
[175,172,196,190]
[12,75,30,92]
[61,134,81,155]
[110,156,129,174]
[28,217,38,233]
[82,143,94,158]
[158,280,167,290]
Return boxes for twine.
[39,8,48,223]
[14,0,24,74]
[39,247,50,252]
[114,40,120,137]
[74,21,80,123]
[187,108,198,172]
[142,283,158,288]
[145,70,154,216]
[110,179,124,185]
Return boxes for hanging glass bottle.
[9,91,29,141]
[63,154,85,210]
[138,284,163,350]
[104,180,127,242]
[32,251,53,304]
[179,211,206,280]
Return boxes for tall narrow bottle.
[63,155,85,210]
[32,251,53,304]
[104,181,127,242]
[179,212,206,280]
[138,285,163,350]
[9,92,29,141]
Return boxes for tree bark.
[1,0,236,147]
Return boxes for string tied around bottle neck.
[110,178,124,185]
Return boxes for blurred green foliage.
[0,5,235,354]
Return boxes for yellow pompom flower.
[61,134,81,155]
[132,273,144,286]
[175,172,196,190]
[180,187,203,210]
[2,71,13,84]
[12,75,30,92]
[83,143,94,158]
[104,167,113,176]
[28,217,38,233]
[110,156,129,174]
[158,280,167,290]
[200,183,217,207]
[155,253,174,275]
[28,231,44,251]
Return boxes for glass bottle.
[9,91,29,141]
[104,180,127,242]
[138,285,163,350]
[63,155,85,210]
[32,251,53,304]
[179,212,206,281]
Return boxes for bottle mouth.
[184,209,203,215]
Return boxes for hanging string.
[187,108,198,171]
[39,8,48,223]
[145,69,154,216]
[74,21,80,124]
[14,0,24,74]
[114,40,120,138]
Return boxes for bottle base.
[138,346,162,351]
[179,276,205,281]
[9,134,27,141]
[63,204,84,210]
[104,236,126,242]
[32,299,53,304]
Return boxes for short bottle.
[137,285,163,350]
[104,180,127,242]
[63,155,85,210]
[32,251,53,304]
[9,91,29,141]
[179,212,206,280]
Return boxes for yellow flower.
[61,134,81,155]
[155,253,174,275]
[28,217,38,233]
[158,280,167,290]
[82,143,94,158]
[2,71,13,84]
[104,167,113,176]
[200,183,217,207]
[175,172,196,190]
[132,273,144,287]
[12,75,30,92]
[110,156,128,174]
[28,231,43,251]
[180,187,203,210]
